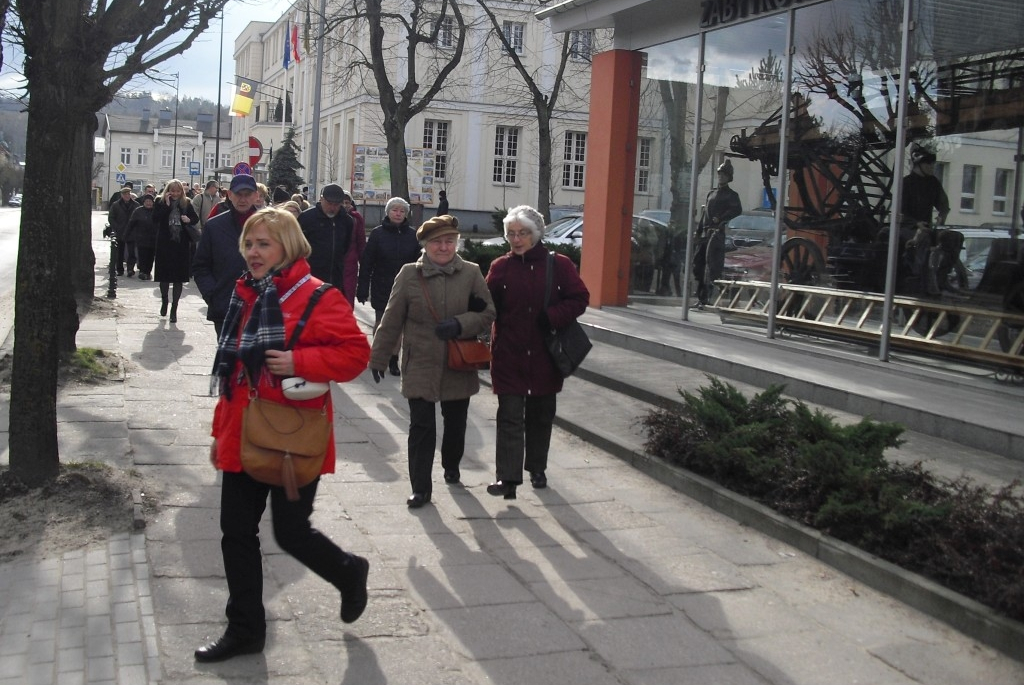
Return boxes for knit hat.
[417,214,460,243]
[272,186,291,204]
[385,196,411,216]
[502,205,545,242]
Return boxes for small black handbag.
[543,252,592,377]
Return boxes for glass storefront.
[628,0,1024,369]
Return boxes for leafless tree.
[5,0,228,485]
[320,0,468,200]
[474,0,592,223]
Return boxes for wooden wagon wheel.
[997,282,1024,354]
[780,237,829,286]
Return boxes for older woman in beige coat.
[369,215,496,508]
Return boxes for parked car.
[944,224,1014,291]
[8,194,21,207]
[481,212,672,293]
[726,209,776,246]
[722,233,779,282]
[481,213,583,247]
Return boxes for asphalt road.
[0,207,20,347]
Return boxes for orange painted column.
[579,49,643,308]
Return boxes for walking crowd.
[107,175,590,663]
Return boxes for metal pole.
[681,36,706,321]
[215,10,224,179]
[307,0,328,199]
[172,73,180,180]
[106,233,118,299]
[766,10,797,339]
[879,0,915,362]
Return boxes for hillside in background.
[0,93,229,162]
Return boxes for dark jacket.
[298,203,353,289]
[125,205,158,250]
[486,243,590,396]
[356,219,421,311]
[192,206,254,322]
[152,198,201,283]
[108,197,140,240]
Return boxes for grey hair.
[503,205,545,242]
[385,196,411,215]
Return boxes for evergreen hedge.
[641,376,1024,622]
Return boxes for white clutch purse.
[281,377,331,400]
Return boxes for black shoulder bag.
[543,252,592,378]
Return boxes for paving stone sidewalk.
[0,214,1021,684]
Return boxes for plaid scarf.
[211,272,286,397]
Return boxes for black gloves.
[371,368,385,383]
[435,318,462,340]
[538,309,551,331]
[468,294,488,313]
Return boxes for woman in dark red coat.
[485,205,589,500]
[195,207,371,663]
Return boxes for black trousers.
[495,394,557,484]
[136,246,155,275]
[219,471,363,640]
[407,397,469,497]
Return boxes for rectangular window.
[206,151,216,170]
[423,120,449,181]
[439,16,454,48]
[636,137,652,194]
[569,30,593,61]
[503,21,525,55]
[120,147,132,165]
[179,149,192,173]
[136,148,148,166]
[161,148,173,168]
[993,168,1011,215]
[220,152,232,168]
[960,164,979,212]
[562,131,587,189]
[492,126,519,184]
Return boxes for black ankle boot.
[160,301,168,317]
[169,305,178,323]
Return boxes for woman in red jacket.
[485,205,589,500]
[195,208,371,663]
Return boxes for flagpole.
[308,0,327,198]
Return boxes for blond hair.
[239,208,312,268]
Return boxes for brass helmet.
[717,159,734,182]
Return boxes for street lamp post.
[171,72,180,179]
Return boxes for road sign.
[233,162,252,176]
[116,173,127,184]
[248,136,264,167]
[189,161,201,176]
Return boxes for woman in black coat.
[153,179,201,323]
[126,194,158,281]
[356,196,421,375]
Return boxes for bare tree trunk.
[536,107,553,223]
[385,119,410,200]
[10,18,96,486]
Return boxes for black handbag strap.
[286,282,331,350]
[543,252,555,310]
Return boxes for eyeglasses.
[506,231,532,240]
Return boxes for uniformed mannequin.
[693,159,742,308]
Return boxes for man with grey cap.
[191,180,221,230]
[298,183,354,295]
